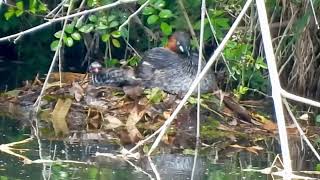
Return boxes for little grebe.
[89,32,217,94]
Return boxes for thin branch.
[308,0,320,29]
[256,0,292,175]
[0,0,138,42]
[145,0,253,156]
[177,0,199,49]
[283,99,320,161]
[34,0,73,111]
[119,0,150,31]
[205,9,237,80]
[191,0,206,179]
[281,89,320,108]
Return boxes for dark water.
[2,116,315,180]
[0,117,270,180]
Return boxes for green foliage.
[0,0,270,98]
[145,87,166,104]
[224,36,268,99]
[142,0,175,38]
[3,0,47,20]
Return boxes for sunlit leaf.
[4,8,15,20]
[65,23,75,34]
[154,0,165,8]
[159,9,173,18]
[71,32,81,40]
[50,40,60,51]
[54,30,64,38]
[64,37,74,47]
[95,22,109,30]
[111,38,121,48]
[147,15,159,25]
[78,24,94,33]
[15,9,24,17]
[16,1,24,10]
[29,0,36,13]
[38,3,48,12]
[142,7,155,15]
[111,30,121,38]
[75,18,84,28]
[160,22,172,36]
[101,33,110,42]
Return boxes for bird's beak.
[178,44,191,57]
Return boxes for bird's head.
[166,31,191,57]
[89,61,103,74]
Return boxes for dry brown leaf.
[229,144,246,149]
[103,115,124,129]
[163,111,171,119]
[51,98,72,135]
[217,124,234,131]
[49,72,86,83]
[262,120,277,132]
[70,82,85,102]
[126,105,146,126]
[126,105,145,142]
[246,146,264,155]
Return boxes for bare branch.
[119,0,150,31]
[0,0,138,42]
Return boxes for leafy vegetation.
[0,0,298,99]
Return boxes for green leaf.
[4,8,15,20]
[75,18,84,28]
[78,24,94,33]
[95,22,109,30]
[159,9,173,19]
[71,32,81,41]
[101,34,110,42]
[108,15,116,22]
[145,87,165,104]
[87,0,97,7]
[112,38,121,48]
[89,15,98,22]
[142,7,155,15]
[64,37,74,47]
[160,22,172,36]
[38,3,48,12]
[29,0,36,13]
[147,15,159,25]
[111,31,121,38]
[15,9,24,17]
[214,18,230,29]
[154,0,165,8]
[16,1,24,10]
[54,30,64,38]
[105,58,120,67]
[50,40,60,51]
[65,24,74,34]
[109,21,119,28]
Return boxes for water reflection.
[3,117,316,180]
